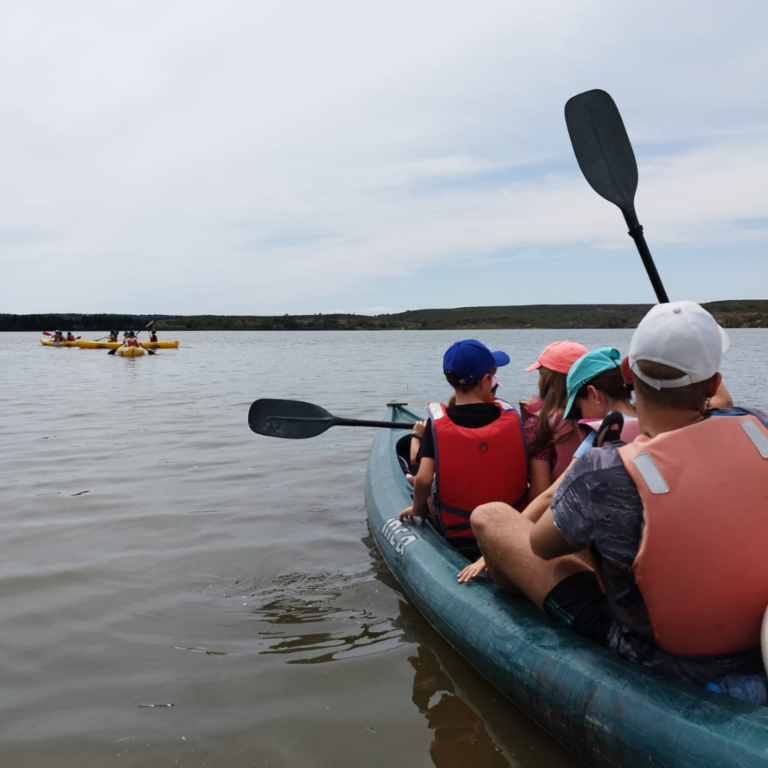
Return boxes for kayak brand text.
[382,518,417,556]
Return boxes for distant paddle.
[565,89,669,303]
[248,399,415,440]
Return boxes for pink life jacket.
[520,397,580,480]
[577,415,642,446]
[429,401,528,541]
[619,414,768,656]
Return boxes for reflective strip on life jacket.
[619,415,768,656]
[431,402,528,540]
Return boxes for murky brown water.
[2,329,766,767]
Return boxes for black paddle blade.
[565,89,638,213]
[248,398,336,439]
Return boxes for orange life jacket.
[430,401,528,541]
[619,414,768,656]
[520,397,580,480]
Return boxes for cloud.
[1,0,767,313]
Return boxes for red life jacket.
[619,414,768,656]
[520,397,580,480]
[430,401,528,541]
[126,338,140,347]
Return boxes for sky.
[2,0,767,315]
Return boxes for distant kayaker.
[108,329,119,342]
[399,339,529,562]
[66,331,76,341]
[520,341,588,502]
[471,302,768,686]
[53,330,64,342]
[149,328,158,342]
[124,331,140,348]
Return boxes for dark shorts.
[542,571,613,646]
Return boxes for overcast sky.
[2,0,767,315]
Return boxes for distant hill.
[2,300,767,332]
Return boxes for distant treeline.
[3,300,767,332]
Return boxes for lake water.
[2,329,767,767]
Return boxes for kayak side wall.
[364,405,768,768]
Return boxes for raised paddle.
[565,89,669,303]
[248,399,415,440]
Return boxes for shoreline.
[3,299,767,331]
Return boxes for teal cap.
[564,347,623,419]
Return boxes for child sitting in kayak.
[66,331,76,341]
[149,329,158,342]
[399,339,528,561]
[406,375,506,485]
[521,341,588,502]
[124,332,140,348]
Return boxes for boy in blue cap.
[400,339,529,561]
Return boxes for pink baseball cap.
[525,341,589,374]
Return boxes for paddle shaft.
[623,210,669,304]
[334,418,414,430]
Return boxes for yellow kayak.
[41,338,79,347]
[78,339,179,349]
[116,346,146,357]
[141,340,179,349]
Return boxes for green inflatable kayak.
[364,403,768,768]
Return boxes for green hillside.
[3,300,767,332]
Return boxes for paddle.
[248,399,415,440]
[565,89,669,303]
[108,321,156,355]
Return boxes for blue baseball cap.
[564,347,623,419]
[443,339,510,385]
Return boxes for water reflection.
[248,535,576,767]
[248,570,402,663]
[407,644,511,768]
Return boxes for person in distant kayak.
[124,331,140,348]
[66,331,76,341]
[108,329,119,342]
[149,328,158,342]
[399,339,529,562]
[53,330,64,342]
[471,302,768,686]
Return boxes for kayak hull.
[116,346,145,357]
[141,340,179,349]
[78,339,179,349]
[40,339,78,347]
[364,403,768,768]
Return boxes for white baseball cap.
[629,301,730,390]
